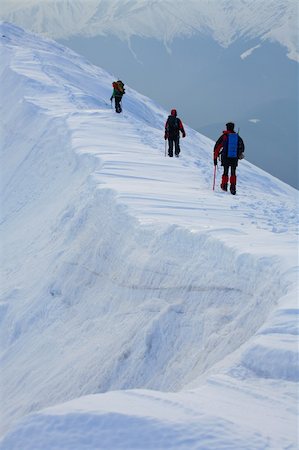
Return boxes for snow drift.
[0,23,298,449]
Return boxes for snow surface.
[1,0,298,61]
[0,23,298,449]
[240,45,261,60]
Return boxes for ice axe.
[212,164,217,191]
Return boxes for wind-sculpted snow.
[0,23,298,449]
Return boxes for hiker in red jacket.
[164,109,186,157]
[214,122,245,195]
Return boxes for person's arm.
[110,88,116,101]
[179,119,186,137]
[238,136,245,158]
[164,119,169,140]
[214,135,224,165]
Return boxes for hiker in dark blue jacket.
[214,122,245,195]
[164,109,186,157]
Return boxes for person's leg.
[174,137,180,157]
[115,97,121,113]
[230,165,237,195]
[221,165,229,191]
[168,138,174,157]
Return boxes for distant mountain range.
[1,0,298,61]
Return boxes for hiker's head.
[171,109,177,117]
[226,122,235,131]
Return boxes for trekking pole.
[212,164,217,191]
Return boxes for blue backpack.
[226,133,239,158]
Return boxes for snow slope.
[1,0,298,61]
[0,23,298,449]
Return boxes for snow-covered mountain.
[1,0,298,190]
[1,0,298,61]
[0,23,298,449]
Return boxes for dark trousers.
[223,164,236,178]
[168,137,180,157]
[115,96,122,113]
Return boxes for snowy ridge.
[0,23,298,449]
[1,0,298,61]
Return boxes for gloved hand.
[110,96,113,101]
[239,152,245,160]
[214,158,218,166]
[182,131,186,138]
[164,134,168,140]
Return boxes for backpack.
[117,80,125,94]
[167,115,179,135]
[226,133,239,158]
[112,80,125,96]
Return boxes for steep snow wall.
[0,24,297,437]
